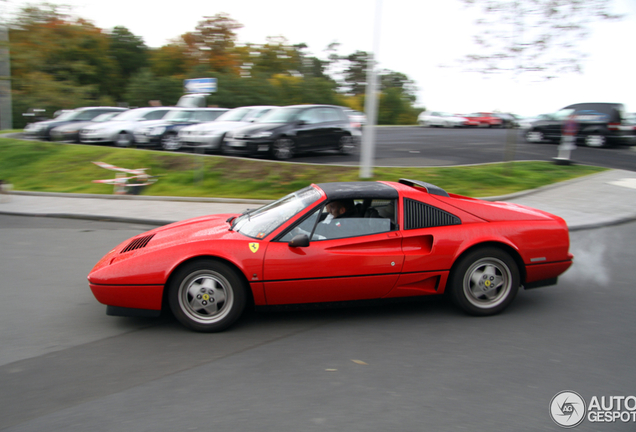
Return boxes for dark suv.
[525,103,636,147]
[223,105,358,159]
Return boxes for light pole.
[359,0,382,179]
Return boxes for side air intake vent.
[404,199,461,230]
[120,234,155,253]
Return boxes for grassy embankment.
[0,138,605,199]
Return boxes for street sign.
[184,78,217,94]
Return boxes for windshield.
[256,107,301,124]
[232,186,322,239]
[164,110,194,122]
[193,110,225,122]
[216,108,252,122]
[111,109,151,121]
[93,112,120,122]
[54,110,83,121]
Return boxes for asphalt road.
[1,214,635,431]
[292,127,636,171]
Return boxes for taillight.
[608,122,620,131]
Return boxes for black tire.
[584,133,606,148]
[115,131,133,147]
[168,260,247,332]
[525,130,544,143]
[271,137,295,160]
[161,133,180,151]
[338,134,354,155]
[448,247,520,316]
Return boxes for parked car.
[224,105,357,160]
[492,113,520,128]
[79,107,175,147]
[524,103,636,147]
[463,112,504,128]
[178,106,277,153]
[418,111,470,128]
[344,109,367,129]
[133,108,228,150]
[50,112,122,143]
[88,178,573,332]
[23,106,127,140]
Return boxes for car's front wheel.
[168,260,247,332]
[271,137,295,160]
[161,133,180,151]
[448,247,519,316]
[115,131,133,147]
[338,134,355,155]
[525,130,544,143]
[584,133,606,148]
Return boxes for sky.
[5,0,636,116]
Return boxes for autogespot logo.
[550,391,586,428]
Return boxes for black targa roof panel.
[315,182,399,200]
[398,179,450,197]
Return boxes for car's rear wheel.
[161,133,180,151]
[115,131,133,147]
[272,137,295,160]
[338,134,355,155]
[584,134,606,148]
[168,260,247,332]
[448,247,519,316]
[525,130,544,143]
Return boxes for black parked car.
[23,106,127,140]
[524,103,636,148]
[224,105,358,160]
[133,108,228,150]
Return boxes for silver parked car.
[179,106,277,153]
[79,107,175,147]
[50,112,122,143]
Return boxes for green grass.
[0,138,605,199]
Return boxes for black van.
[524,103,636,147]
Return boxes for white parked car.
[418,111,469,128]
[179,106,277,152]
[79,107,175,147]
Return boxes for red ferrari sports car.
[88,179,573,332]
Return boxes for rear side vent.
[404,199,461,230]
[120,234,155,253]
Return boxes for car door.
[262,201,404,305]
[294,108,327,151]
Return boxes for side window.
[321,108,340,123]
[403,198,461,230]
[280,198,397,242]
[297,108,322,124]
[144,110,167,120]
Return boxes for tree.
[180,13,243,74]
[124,68,183,107]
[459,0,622,79]
[107,26,149,98]
[9,3,119,124]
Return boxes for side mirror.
[289,234,309,248]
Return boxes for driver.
[325,199,358,220]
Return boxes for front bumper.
[224,138,273,155]
[180,134,223,150]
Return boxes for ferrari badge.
[249,243,259,253]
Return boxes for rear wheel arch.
[447,242,526,289]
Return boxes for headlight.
[150,126,165,135]
[250,131,272,139]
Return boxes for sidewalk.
[1,169,635,230]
